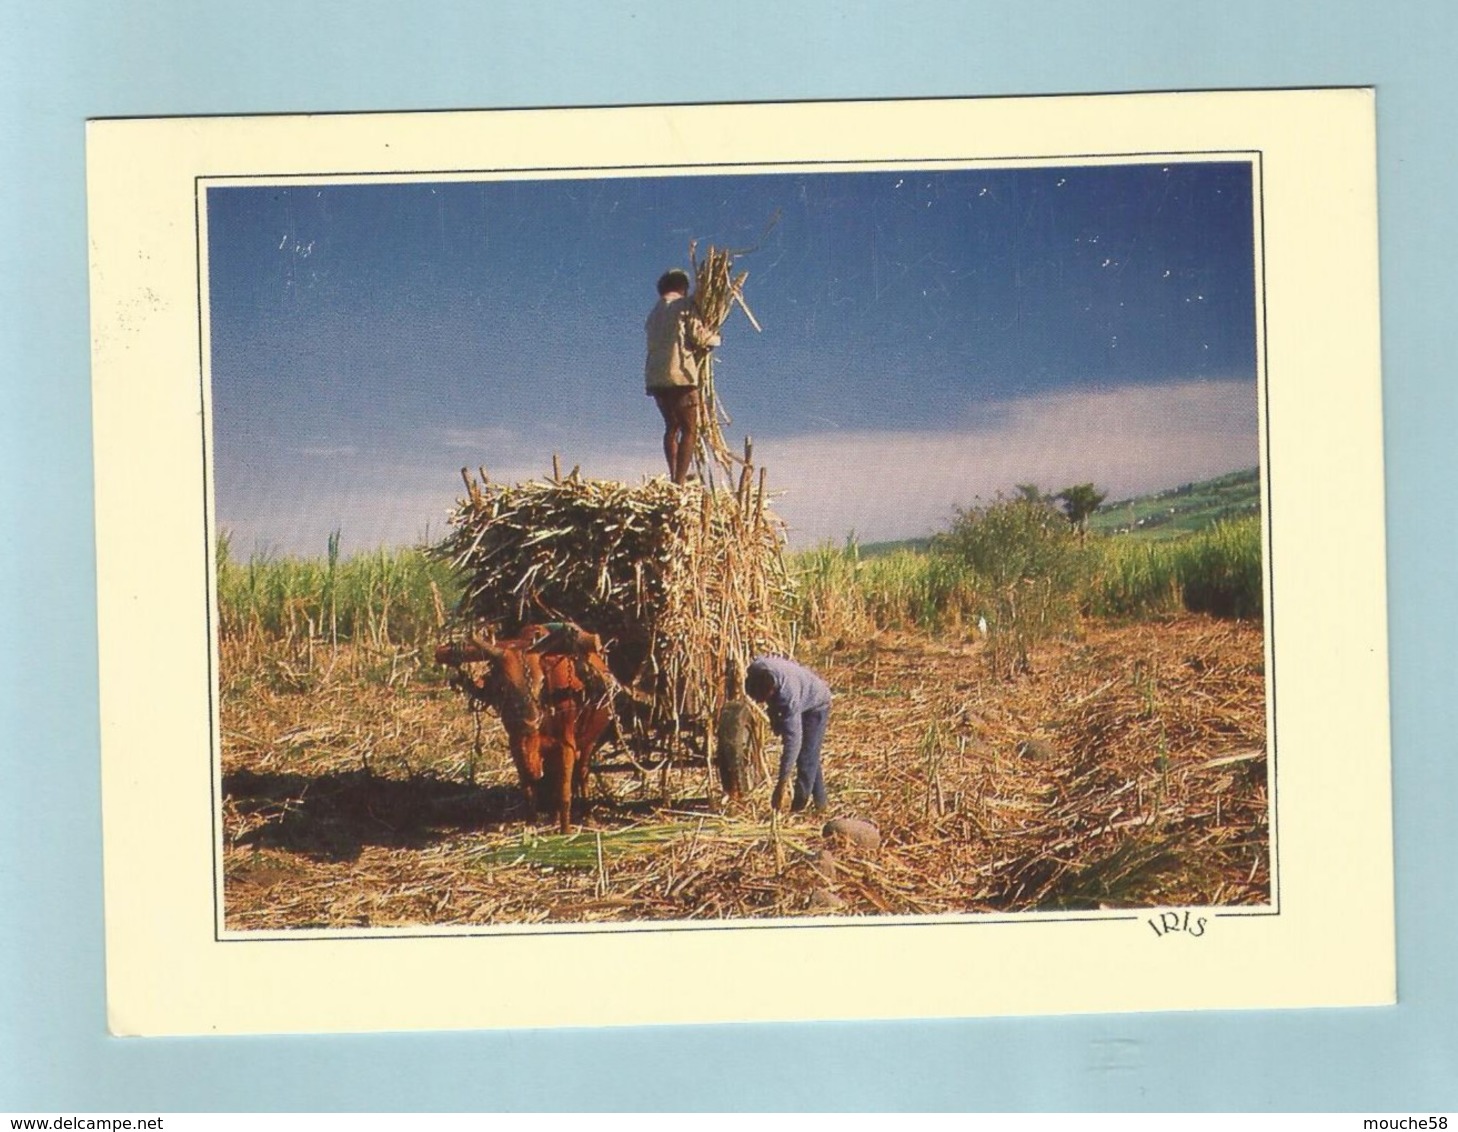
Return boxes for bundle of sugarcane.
[434,455,793,757]
[689,241,761,487]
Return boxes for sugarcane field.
[214,230,1269,930]
[219,597,1267,928]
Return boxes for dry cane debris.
[220,613,1269,929]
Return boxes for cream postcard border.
[88,90,1392,1036]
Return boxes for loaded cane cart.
[433,457,790,803]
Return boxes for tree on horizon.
[1056,483,1107,544]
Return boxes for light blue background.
[2,1,1452,1112]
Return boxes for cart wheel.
[715,699,760,798]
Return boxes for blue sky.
[206,160,1259,556]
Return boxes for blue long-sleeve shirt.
[747,656,832,780]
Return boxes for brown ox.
[435,622,614,833]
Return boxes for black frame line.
[195,140,1277,944]
[195,148,1268,187]
[225,911,1148,945]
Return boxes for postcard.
[88,89,1392,1035]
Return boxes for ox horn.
[435,634,505,667]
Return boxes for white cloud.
[217,378,1258,557]
[218,434,673,558]
[439,426,530,454]
[755,378,1259,546]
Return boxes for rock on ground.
[823,817,880,851]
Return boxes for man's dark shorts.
[652,386,699,424]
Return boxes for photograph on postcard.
[204,156,1271,932]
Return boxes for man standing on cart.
[644,268,720,485]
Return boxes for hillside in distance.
[1088,467,1261,540]
[855,467,1262,556]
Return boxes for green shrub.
[937,496,1095,674]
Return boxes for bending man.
[745,655,833,814]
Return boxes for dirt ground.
[220,613,1269,929]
